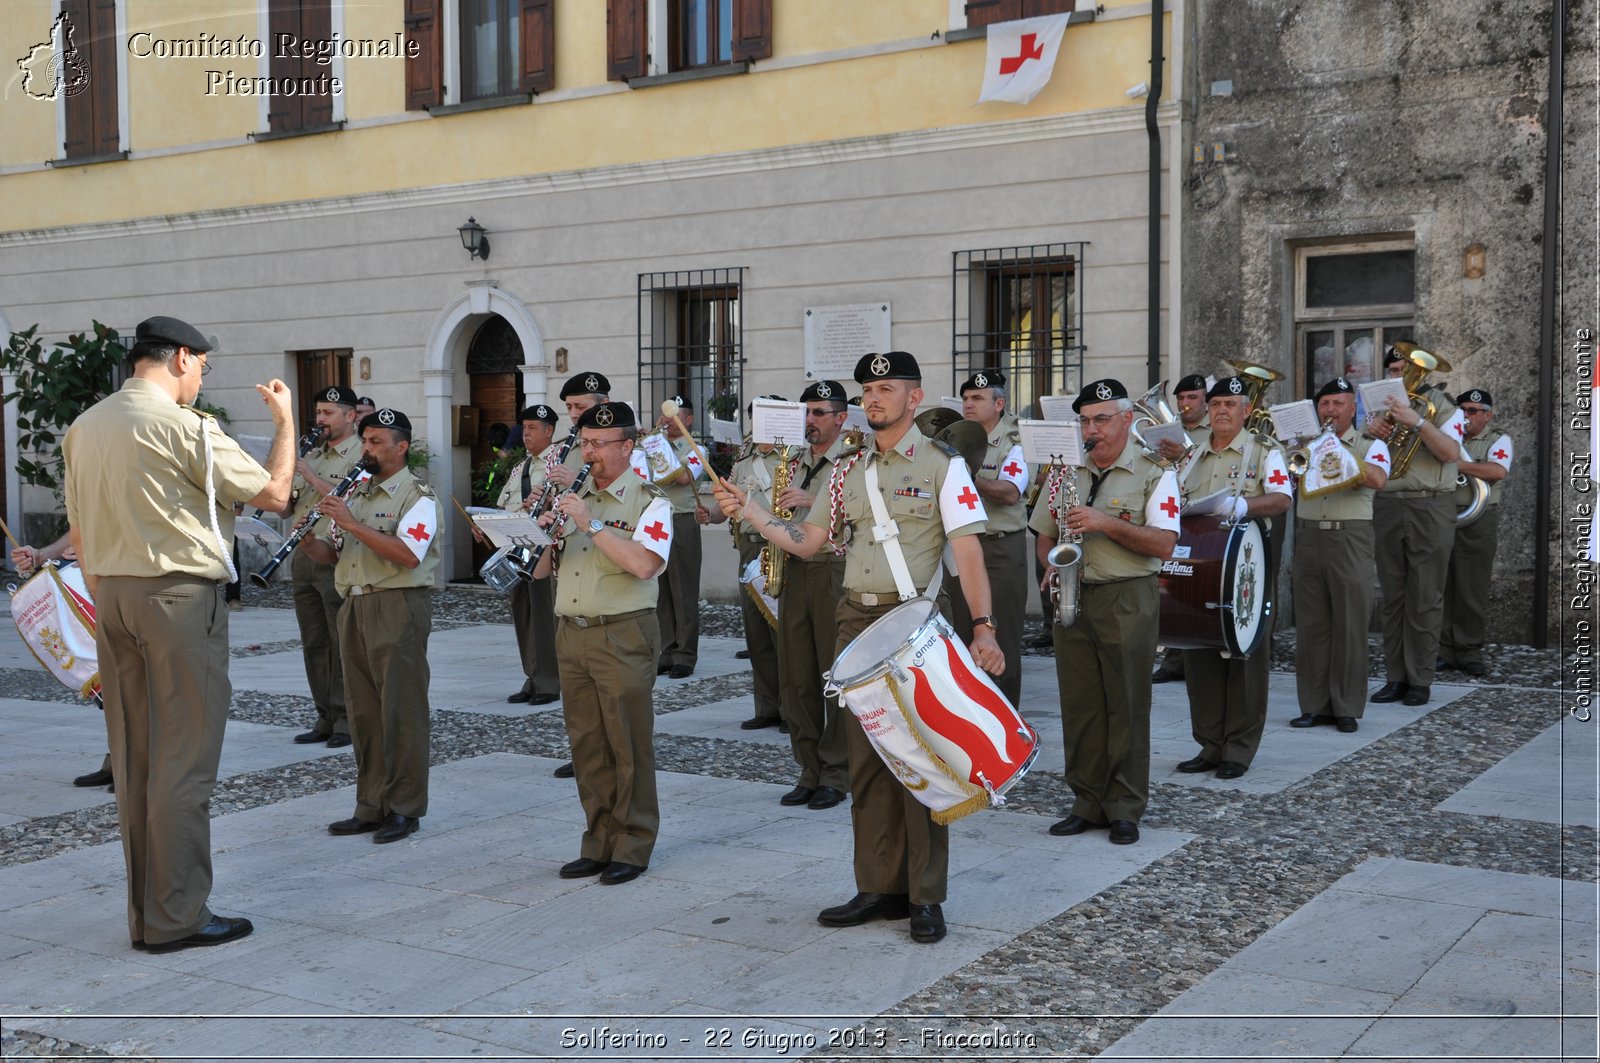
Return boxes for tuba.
[1129,379,1196,468]
[1045,467,1083,628]
[760,445,793,597]
[1456,472,1490,526]
[1384,342,1452,478]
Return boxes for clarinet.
[298,425,328,457]
[522,434,579,518]
[522,461,594,573]
[249,458,375,587]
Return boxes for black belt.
[560,607,654,629]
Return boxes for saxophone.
[1045,466,1084,628]
[760,445,793,597]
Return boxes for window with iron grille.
[638,268,744,466]
[952,243,1086,418]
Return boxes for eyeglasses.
[577,436,630,450]
[189,350,211,376]
[1459,406,1491,415]
[1081,413,1124,428]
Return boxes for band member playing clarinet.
[494,404,561,706]
[531,401,673,886]
[300,409,439,845]
[713,351,1002,945]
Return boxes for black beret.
[576,401,636,430]
[1455,389,1493,409]
[135,315,212,352]
[316,385,358,408]
[1382,346,1402,367]
[959,368,1006,394]
[520,404,558,425]
[1314,377,1355,401]
[559,372,611,399]
[1174,374,1208,394]
[1072,378,1129,413]
[854,351,920,383]
[800,380,846,403]
[668,394,694,411]
[359,408,412,434]
[357,396,374,407]
[1207,376,1249,400]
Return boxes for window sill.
[48,151,129,168]
[628,61,750,89]
[250,121,346,143]
[427,92,534,117]
[944,8,1097,44]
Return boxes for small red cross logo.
[999,33,1045,75]
[1453,421,1465,436]
[1003,460,1023,477]
[686,453,700,466]
[1493,448,1508,460]
[1159,496,1179,518]
[1268,469,1288,485]
[1373,452,1387,464]
[405,523,431,542]
[644,521,668,542]
[957,487,979,510]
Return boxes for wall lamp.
[458,217,491,261]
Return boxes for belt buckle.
[1319,520,1335,530]
[572,616,591,629]
[860,592,879,607]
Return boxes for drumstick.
[448,495,478,526]
[660,400,726,490]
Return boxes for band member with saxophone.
[65,315,296,951]
[493,404,561,706]
[278,386,361,749]
[529,401,673,886]
[1151,373,1210,683]
[1440,388,1512,677]
[951,369,1030,706]
[1175,377,1293,780]
[712,351,1002,945]
[300,409,439,845]
[1364,347,1465,707]
[1029,378,1180,845]
[653,397,707,679]
[1290,378,1390,734]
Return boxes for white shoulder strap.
[199,417,239,583]
[862,458,917,602]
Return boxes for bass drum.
[1158,515,1272,658]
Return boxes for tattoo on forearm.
[765,515,807,545]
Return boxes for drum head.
[1222,519,1271,656]
[831,598,937,688]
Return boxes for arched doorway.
[466,315,525,499]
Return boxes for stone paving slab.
[1437,715,1600,828]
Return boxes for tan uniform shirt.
[1377,386,1463,494]
[64,378,270,580]
[1183,429,1293,510]
[803,425,986,595]
[1454,432,1513,507]
[1297,428,1387,522]
[291,433,362,523]
[496,445,556,512]
[554,473,673,617]
[731,447,777,547]
[975,416,1029,534]
[1028,438,1181,583]
[334,467,440,596]
[789,435,855,563]
[657,435,704,515]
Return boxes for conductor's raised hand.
[256,379,294,424]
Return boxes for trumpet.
[250,458,375,587]
[1045,467,1083,628]
[525,461,595,571]
[1383,342,1452,478]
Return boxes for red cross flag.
[978,13,1072,106]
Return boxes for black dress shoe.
[807,786,846,810]
[327,816,380,835]
[373,814,420,844]
[293,729,330,744]
[553,761,576,778]
[325,733,351,749]
[780,785,816,806]
[817,892,910,927]
[559,856,608,879]
[734,649,751,660]
[909,903,946,943]
[1402,686,1430,706]
[1462,661,1486,677]
[1108,820,1140,845]
[657,663,673,675]
[1290,714,1334,728]
[599,862,645,885]
[506,690,532,704]
[528,693,560,705]
[1370,681,1409,703]
[668,665,694,679]
[1215,761,1248,780]
[740,716,781,730]
[1151,669,1182,684]
[72,768,113,787]
[1336,717,1359,733]
[145,915,253,952]
[1048,814,1107,836]
[1176,755,1217,773]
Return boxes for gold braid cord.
[882,671,991,825]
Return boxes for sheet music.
[472,512,554,549]
[1267,398,1321,445]
[751,398,807,446]
[939,396,964,413]
[1182,488,1235,517]
[709,417,740,445]
[1135,420,1189,451]
[1357,378,1408,418]
[843,405,870,434]
[1018,419,1084,467]
[1037,395,1076,421]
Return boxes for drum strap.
[520,458,532,501]
[862,458,918,602]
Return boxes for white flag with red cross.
[977,13,1072,106]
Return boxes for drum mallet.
[660,399,728,491]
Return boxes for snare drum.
[823,598,1039,824]
[480,545,527,594]
[10,562,100,699]
[739,557,779,627]
[1158,515,1272,657]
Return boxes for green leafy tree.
[0,323,126,499]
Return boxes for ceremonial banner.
[12,564,99,699]
[978,13,1071,105]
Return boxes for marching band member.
[531,401,673,886]
[1152,373,1210,684]
[1289,378,1389,734]
[1175,377,1293,780]
[1439,388,1512,677]
[1030,379,1180,845]
[653,397,706,679]
[495,404,561,706]
[713,351,1002,945]
[302,409,440,845]
[66,315,296,951]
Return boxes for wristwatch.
[971,615,997,633]
[586,518,604,536]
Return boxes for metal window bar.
[952,242,1087,418]
[637,267,745,449]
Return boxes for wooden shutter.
[62,0,119,158]
[301,0,335,128]
[61,0,92,157]
[966,0,1073,29]
[519,0,555,93]
[405,0,443,110]
[730,0,771,62]
[606,0,648,81]
[267,0,301,132]
[1022,0,1075,16]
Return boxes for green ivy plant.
[473,447,524,506]
[0,323,126,499]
